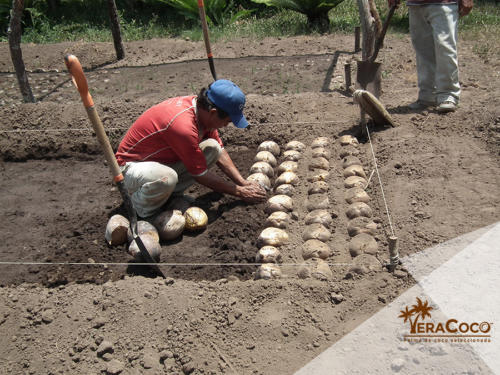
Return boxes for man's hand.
[236,181,267,203]
[459,0,473,17]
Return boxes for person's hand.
[237,181,267,203]
[388,0,400,8]
[459,0,473,17]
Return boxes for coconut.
[339,135,359,146]
[339,145,360,158]
[342,155,362,169]
[153,209,185,241]
[250,161,274,178]
[128,234,161,262]
[348,233,378,257]
[265,211,290,228]
[254,151,277,167]
[311,147,330,159]
[307,171,329,183]
[309,157,329,171]
[344,176,368,189]
[275,171,299,186]
[347,216,378,237]
[127,220,159,243]
[308,181,328,195]
[257,141,280,157]
[346,202,373,219]
[311,137,329,148]
[247,173,271,190]
[274,184,295,196]
[258,227,289,247]
[255,246,282,263]
[105,214,129,246]
[306,194,329,211]
[304,209,333,228]
[255,264,282,280]
[343,165,367,179]
[352,254,382,272]
[282,150,301,162]
[302,223,331,242]
[184,207,208,231]
[277,161,298,174]
[265,195,293,213]
[311,259,333,280]
[302,239,331,260]
[345,187,370,204]
[285,140,306,152]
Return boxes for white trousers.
[409,4,460,105]
[121,138,222,218]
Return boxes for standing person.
[115,79,267,218]
[388,0,473,113]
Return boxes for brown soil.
[0,34,499,374]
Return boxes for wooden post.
[8,0,35,103]
[356,0,376,61]
[388,236,400,271]
[354,26,361,53]
[344,63,352,92]
[107,0,125,60]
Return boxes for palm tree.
[398,298,433,334]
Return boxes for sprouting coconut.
[309,157,329,171]
[247,172,271,190]
[304,209,333,228]
[128,234,161,262]
[127,220,159,243]
[347,216,378,237]
[348,233,378,257]
[277,160,298,174]
[345,187,370,204]
[339,135,359,146]
[344,175,367,189]
[250,161,274,178]
[312,147,330,159]
[265,195,293,213]
[285,140,306,152]
[275,171,299,186]
[343,165,367,179]
[307,171,329,183]
[255,246,282,263]
[282,150,302,162]
[302,239,331,260]
[258,227,289,247]
[302,223,331,242]
[255,263,282,280]
[339,145,359,158]
[184,207,208,231]
[306,194,329,211]
[342,155,362,169]
[257,140,280,157]
[311,137,329,148]
[153,209,185,241]
[308,181,329,195]
[265,211,290,228]
[254,151,277,167]
[274,184,295,196]
[345,201,373,219]
[105,214,129,246]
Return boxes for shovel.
[64,54,165,279]
[356,4,397,97]
[198,0,217,81]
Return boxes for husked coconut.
[128,234,161,262]
[274,184,295,196]
[250,161,274,178]
[346,202,373,219]
[342,155,362,169]
[285,140,306,152]
[153,209,185,241]
[258,227,289,247]
[312,147,330,159]
[344,175,367,189]
[105,214,129,246]
[339,135,359,146]
[254,151,277,167]
[275,171,299,186]
[257,141,280,157]
[352,254,382,272]
[265,211,290,228]
[277,161,298,174]
[247,173,271,190]
[343,165,367,179]
[309,157,329,171]
[127,220,159,243]
[184,207,208,231]
[304,209,333,228]
[311,137,329,148]
[312,259,333,280]
[339,145,359,158]
[345,187,370,204]
[255,246,282,263]
[307,171,329,182]
[308,181,328,195]
[302,223,331,242]
[265,195,293,213]
[348,233,378,257]
[282,150,301,162]
[347,216,378,237]
[302,239,331,260]
[306,195,329,211]
[255,264,282,280]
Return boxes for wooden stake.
[344,63,352,92]
[388,235,399,271]
[354,27,361,53]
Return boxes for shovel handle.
[198,0,217,81]
[370,5,397,63]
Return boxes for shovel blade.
[356,61,382,98]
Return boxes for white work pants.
[409,4,460,105]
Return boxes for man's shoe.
[407,100,435,110]
[437,101,457,113]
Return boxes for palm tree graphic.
[398,297,433,334]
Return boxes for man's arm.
[216,148,248,186]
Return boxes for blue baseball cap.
[207,79,248,129]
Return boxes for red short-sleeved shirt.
[116,96,224,176]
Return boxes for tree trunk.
[107,0,125,60]
[8,0,35,103]
[356,0,376,61]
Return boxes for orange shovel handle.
[64,55,94,108]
